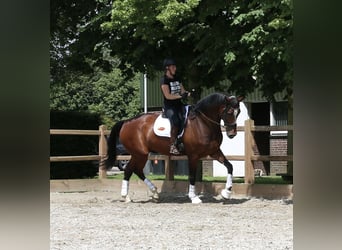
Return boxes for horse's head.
[221,95,244,139]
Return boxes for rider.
[160,58,190,155]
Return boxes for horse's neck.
[189,110,222,141]
[195,106,221,124]
[189,108,221,137]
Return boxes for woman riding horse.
[106,93,243,203]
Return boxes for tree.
[98,0,292,100]
[50,68,141,127]
[227,0,293,100]
[50,0,141,125]
[50,0,293,106]
[50,0,113,84]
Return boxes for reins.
[197,107,238,131]
[197,110,226,129]
[193,93,239,130]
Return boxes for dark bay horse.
[106,93,243,203]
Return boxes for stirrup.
[170,144,181,155]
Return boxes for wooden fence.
[50,119,293,184]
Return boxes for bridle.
[197,110,226,128]
[221,106,240,131]
[197,104,240,131]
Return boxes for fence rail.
[50,119,293,184]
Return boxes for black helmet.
[163,58,176,68]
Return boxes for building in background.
[140,73,290,177]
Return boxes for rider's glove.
[181,92,189,101]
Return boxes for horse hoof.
[221,189,232,199]
[149,189,159,201]
[152,193,159,200]
[190,195,202,204]
[122,195,132,203]
[151,196,159,203]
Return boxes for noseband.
[221,106,239,130]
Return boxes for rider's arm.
[161,84,182,100]
[180,83,190,96]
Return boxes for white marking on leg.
[144,178,159,200]
[121,180,129,197]
[188,184,196,198]
[221,173,233,199]
[188,184,202,204]
[144,178,156,192]
[226,173,233,189]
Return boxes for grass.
[103,173,292,184]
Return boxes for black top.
[160,75,183,108]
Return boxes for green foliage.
[50,0,113,83]
[98,0,293,100]
[156,0,201,30]
[50,68,141,127]
[51,0,293,104]
[99,0,234,93]
[228,0,293,100]
[50,0,142,125]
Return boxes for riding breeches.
[164,106,184,131]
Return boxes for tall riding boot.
[170,126,180,155]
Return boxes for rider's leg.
[165,108,181,155]
[170,125,180,154]
[175,110,185,151]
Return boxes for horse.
[105,93,244,203]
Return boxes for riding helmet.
[163,58,176,68]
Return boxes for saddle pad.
[153,115,171,137]
[153,105,190,138]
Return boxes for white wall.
[213,102,250,177]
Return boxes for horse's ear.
[237,96,244,102]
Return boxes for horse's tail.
[105,120,125,170]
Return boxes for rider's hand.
[181,92,189,100]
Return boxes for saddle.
[153,105,191,138]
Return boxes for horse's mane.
[194,93,228,113]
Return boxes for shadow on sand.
[114,192,250,205]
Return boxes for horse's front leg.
[188,157,202,204]
[210,150,233,199]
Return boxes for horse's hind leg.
[132,155,159,201]
[121,159,135,202]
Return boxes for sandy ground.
[50,188,293,250]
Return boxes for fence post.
[165,157,174,180]
[98,125,107,179]
[244,119,255,184]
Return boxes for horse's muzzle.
[226,126,237,139]
[227,133,236,139]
